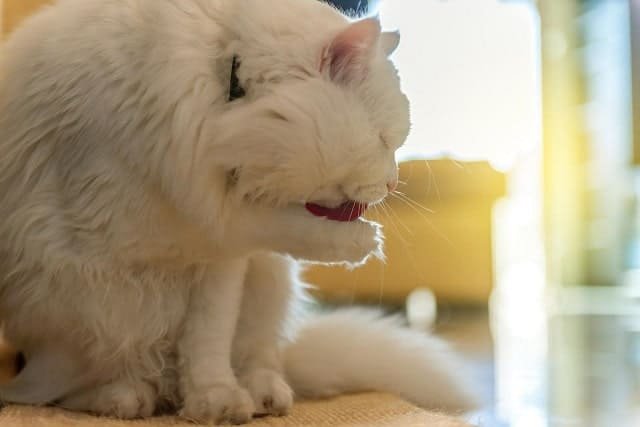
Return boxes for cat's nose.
[386,180,398,193]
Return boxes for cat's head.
[215,10,410,213]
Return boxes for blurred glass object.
[540,0,639,425]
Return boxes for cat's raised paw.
[334,219,384,265]
[180,383,255,425]
[241,368,293,416]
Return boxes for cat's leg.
[233,253,295,416]
[58,378,156,419]
[228,205,383,265]
[178,259,254,425]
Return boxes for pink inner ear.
[321,18,382,83]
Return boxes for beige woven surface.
[0,393,470,427]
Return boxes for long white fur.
[0,0,476,423]
[284,308,478,412]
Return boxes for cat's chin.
[304,201,368,222]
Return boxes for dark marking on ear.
[228,56,246,101]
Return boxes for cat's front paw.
[180,382,255,425]
[333,219,384,266]
[240,368,293,416]
[59,379,156,419]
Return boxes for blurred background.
[2,0,639,426]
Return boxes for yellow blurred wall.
[2,0,51,37]
[305,160,505,305]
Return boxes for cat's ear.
[380,31,400,56]
[320,17,382,84]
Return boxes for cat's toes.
[105,382,155,419]
[180,382,255,425]
[60,380,156,419]
[336,220,383,265]
[241,368,293,416]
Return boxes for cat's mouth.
[304,201,368,222]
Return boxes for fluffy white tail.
[283,309,478,413]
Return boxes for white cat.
[0,0,477,424]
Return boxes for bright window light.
[379,0,541,172]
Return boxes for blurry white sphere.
[406,287,437,331]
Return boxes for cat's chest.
[73,265,200,347]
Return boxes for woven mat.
[0,393,470,426]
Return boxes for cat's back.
[0,0,159,163]
[0,0,230,263]
[0,0,229,146]
[0,0,231,193]
[0,0,218,133]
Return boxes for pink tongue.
[305,201,368,222]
